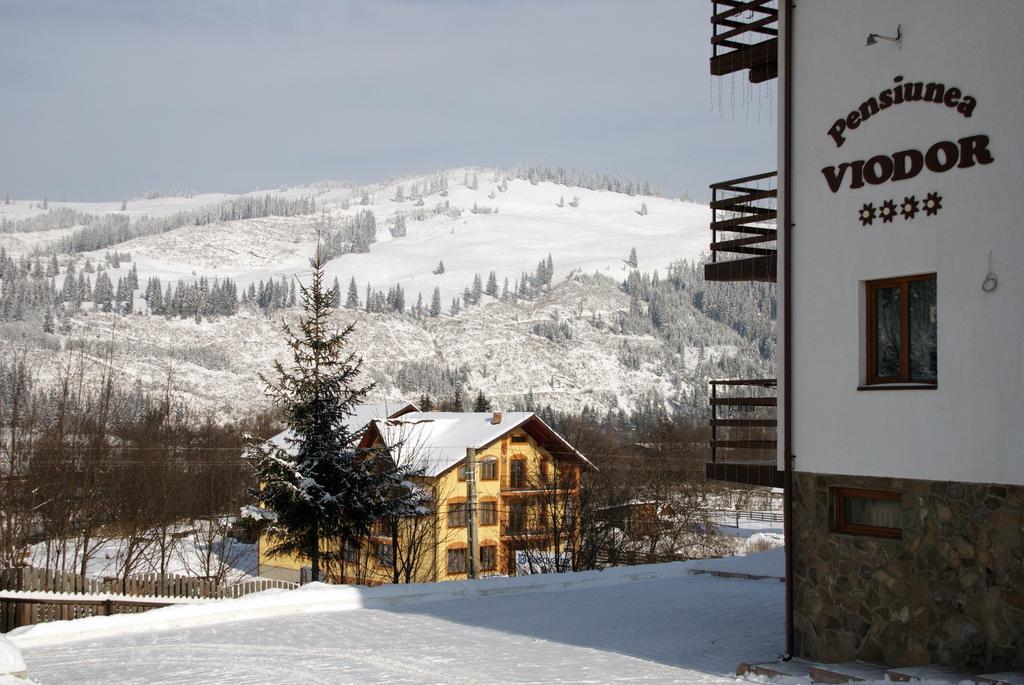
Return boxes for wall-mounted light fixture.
[866,25,902,47]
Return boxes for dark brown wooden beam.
[705,462,784,488]
[704,255,777,282]
[710,38,778,78]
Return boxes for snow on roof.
[266,401,417,452]
[368,411,594,477]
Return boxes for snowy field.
[11,555,786,684]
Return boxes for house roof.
[267,401,418,452]
[363,411,595,478]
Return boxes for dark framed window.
[447,547,467,574]
[479,500,498,526]
[507,501,527,533]
[480,545,497,571]
[374,542,394,566]
[509,460,527,489]
[480,458,498,480]
[834,488,902,539]
[510,434,528,444]
[343,541,360,564]
[448,501,468,528]
[866,274,937,385]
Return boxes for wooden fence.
[0,567,298,632]
[712,510,784,528]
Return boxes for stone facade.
[791,472,1024,670]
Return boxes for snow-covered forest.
[0,167,774,423]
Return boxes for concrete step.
[808,661,890,683]
[887,664,979,682]
[737,659,813,679]
[976,673,1024,685]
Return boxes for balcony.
[710,0,779,83]
[501,475,576,493]
[704,171,777,283]
[705,378,781,487]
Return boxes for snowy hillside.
[0,168,774,419]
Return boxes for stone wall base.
[792,472,1023,671]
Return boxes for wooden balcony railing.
[704,171,777,283]
[706,378,781,487]
[501,475,576,493]
[710,0,779,83]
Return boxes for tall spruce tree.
[248,244,397,581]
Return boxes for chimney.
[491,411,502,425]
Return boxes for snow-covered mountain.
[0,168,774,420]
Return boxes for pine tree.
[471,273,483,304]
[391,212,407,238]
[345,277,359,309]
[450,297,460,316]
[627,247,638,268]
[429,286,441,317]
[247,243,412,582]
[433,260,445,275]
[330,277,342,308]
[485,271,498,297]
[638,202,648,216]
[473,390,492,412]
[42,308,55,334]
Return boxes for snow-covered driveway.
[11,556,785,684]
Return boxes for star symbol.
[858,202,876,226]
[901,196,919,220]
[880,199,897,223]
[923,192,943,216]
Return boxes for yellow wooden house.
[257,410,594,584]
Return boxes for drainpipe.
[781,0,796,660]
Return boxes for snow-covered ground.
[12,555,785,684]
[6,551,971,684]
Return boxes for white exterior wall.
[788,0,1024,485]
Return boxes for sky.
[0,0,776,202]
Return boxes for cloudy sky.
[0,0,775,201]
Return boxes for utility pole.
[466,447,480,579]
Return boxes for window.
[866,274,937,385]
[342,541,359,564]
[480,545,497,571]
[480,458,498,480]
[479,500,497,526]
[507,501,527,533]
[447,547,467,574]
[374,542,394,566]
[509,460,527,489]
[448,501,468,528]
[834,488,902,539]
[510,434,528,444]
[460,458,497,481]
[372,519,389,537]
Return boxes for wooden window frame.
[480,544,497,571]
[374,541,395,566]
[447,498,468,528]
[834,487,902,539]
[446,545,468,575]
[865,273,937,387]
[479,498,498,526]
[480,458,498,481]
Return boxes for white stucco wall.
[786,0,1024,485]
